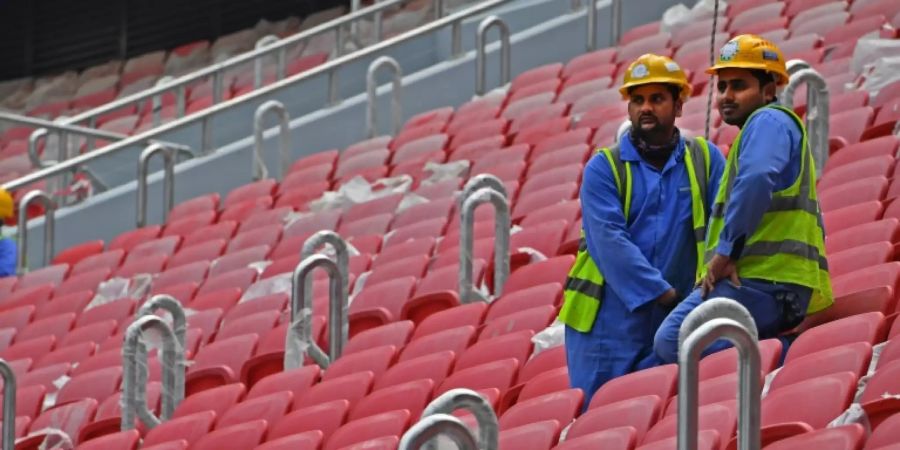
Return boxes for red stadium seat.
[349,378,434,421]
[374,350,455,391]
[567,395,662,443]
[142,411,216,447]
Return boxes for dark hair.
[749,69,777,102]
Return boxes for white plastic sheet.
[661,0,727,34]
[531,320,565,356]
[421,160,470,186]
[85,274,152,310]
[855,42,900,98]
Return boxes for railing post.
[121,315,184,430]
[432,0,445,19]
[421,388,498,450]
[475,16,511,96]
[586,0,598,51]
[781,67,830,176]
[609,0,622,46]
[152,76,175,126]
[0,359,16,450]
[459,187,510,303]
[253,100,292,181]
[677,298,761,450]
[16,190,56,275]
[366,56,404,138]
[254,35,281,89]
[136,143,194,227]
[287,254,346,370]
[28,128,52,169]
[400,414,478,450]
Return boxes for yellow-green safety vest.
[559,137,712,332]
[703,105,833,314]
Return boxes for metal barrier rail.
[136,143,195,227]
[459,187,510,303]
[400,414,479,450]
[421,388,498,450]
[288,253,347,369]
[475,16,510,96]
[136,294,188,406]
[586,0,623,51]
[121,314,185,430]
[677,298,761,450]
[252,100,292,181]
[300,230,351,317]
[16,190,56,274]
[460,174,507,203]
[0,359,16,450]
[366,56,404,138]
[3,0,514,192]
[781,67,830,176]
[52,0,424,134]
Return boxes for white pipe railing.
[677,298,761,450]
[120,314,184,430]
[300,230,351,318]
[16,190,56,275]
[421,388,498,450]
[781,67,830,176]
[0,359,16,450]
[254,35,283,90]
[135,143,194,227]
[459,187,510,303]
[252,100,291,181]
[366,56,404,138]
[400,414,479,450]
[135,294,188,406]
[459,174,507,204]
[475,15,511,96]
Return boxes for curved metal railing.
[475,15,511,96]
[136,294,188,351]
[459,187,510,303]
[16,190,56,275]
[366,56,404,138]
[677,298,761,450]
[287,253,347,370]
[0,359,16,450]
[785,59,811,77]
[300,230,351,310]
[421,388,498,450]
[781,67,830,176]
[252,100,292,181]
[121,314,185,430]
[400,414,479,450]
[460,174,507,205]
[136,143,195,227]
[254,35,283,89]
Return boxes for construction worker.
[0,189,15,277]
[653,35,834,363]
[558,54,725,405]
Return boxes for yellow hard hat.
[0,189,13,220]
[618,54,692,101]
[706,34,789,86]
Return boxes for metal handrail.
[153,76,177,127]
[54,0,412,132]
[16,190,56,275]
[300,230,351,314]
[609,0,623,47]
[460,174,507,204]
[400,414,479,450]
[3,0,513,193]
[366,56,404,138]
[781,67,830,176]
[136,294,188,406]
[421,389,498,450]
[121,315,185,430]
[677,298,761,450]
[587,0,622,51]
[288,253,347,370]
[0,359,16,450]
[252,100,292,181]
[254,35,283,90]
[475,15,511,96]
[459,187,510,303]
[785,59,811,77]
[136,143,194,227]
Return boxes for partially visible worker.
[653,35,833,363]
[559,54,725,405]
[0,189,16,277]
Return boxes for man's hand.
[702,254,740,298]
[655,288,678,307]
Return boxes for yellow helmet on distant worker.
[706,34,789,86]
[0,189,13,220]
[619,53,692,101]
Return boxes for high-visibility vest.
[559,137,712,332]
[703,105,833,314]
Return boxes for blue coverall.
[566,132,725,405]
[654,107,814,363]
[0,237,17,277]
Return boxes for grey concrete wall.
[21,0,687,270]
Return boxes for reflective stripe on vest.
[703,105,833,315]
[559,137,711,332]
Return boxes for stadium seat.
[760,372,858,437]
[349,378,434,421]
[185,334,258,395]
[141,411,216,447]
[567,395,661,443]
[324,409,410,450]
[785,312,885,363]
[293,371,374,412]
[553,427,638,450]
[75,429,141,450]
[374,350,455,391]
[322,345,396,382]
[498,420,560,450]
[589,364,678,410]
[255,431,324,450]
[437,358,520,400]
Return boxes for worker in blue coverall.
[653,35,833,363]
[0,189,17,277]
[559,54,725,406]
